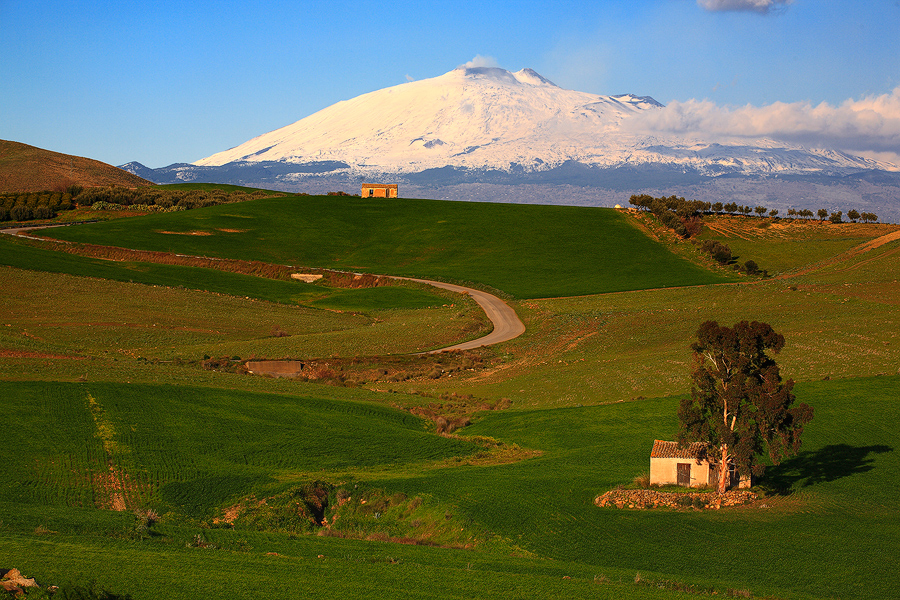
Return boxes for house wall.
[650,457,714,488]
[361,184,398,198]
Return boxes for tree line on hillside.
[0,189,78,222]
[628,194,878,234]
[0,186,293,223]
[77,186,276,210]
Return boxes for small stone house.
[361,183,398,198]
[649,440,750,489]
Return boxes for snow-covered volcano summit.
[195,66,669,173]
[193,64,889,178]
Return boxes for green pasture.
[377,375,900,600]
[0,235,448,311]
[0,381,477,515]
[0,526,701,600]
[695,216,897,275]
[0,265,485,361]
[40,195,731,298]
[2,376,897,599]
[388,246,900,407]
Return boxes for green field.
[2,377,897,599]
[40,195,731,298]
[3,196,899,599]
[0,235,451,311]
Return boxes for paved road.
[397,277,526,353]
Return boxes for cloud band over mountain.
[625,87,900,163]
[697,0,793,14]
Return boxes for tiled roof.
[650,440,708,459]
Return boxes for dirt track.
[394,277,526,353]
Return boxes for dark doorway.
[677,463,691,487]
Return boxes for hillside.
[2,200,899,599]
[0,139,153,192]
[39,195,730,298]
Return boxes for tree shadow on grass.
[761,444,893,495]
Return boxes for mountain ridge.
[190,65,892,178]
[120,66,900,220]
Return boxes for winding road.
[396,278,526,353]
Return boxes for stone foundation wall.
[595,489,758,510]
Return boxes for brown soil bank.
[0,139,152,192]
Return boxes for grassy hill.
[0,139,153,192]
[40,195,731,298]
[2,199,899,599]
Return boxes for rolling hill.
[2,195,899,599]
[0,139,153,192]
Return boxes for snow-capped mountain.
[192,65,889,177]
[123,66,900,221]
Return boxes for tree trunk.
[717,444,730,494]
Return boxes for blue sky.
[2,0,898,167]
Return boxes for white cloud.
[462,55,499,69]
[624,87,900,164]
[697,0,793,14]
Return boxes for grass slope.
[0,266,484,361]
[0,235,448,311]
[375,376,900,600]
[2,376,897,599]
[41,196,731,298]
[0,381,478,517]
[0,139,152,192]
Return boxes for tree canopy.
[678,320,813,493]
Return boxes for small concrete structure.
[650,440,714,488]
[361,183,398,198]
[245,361,305,378]
[291,273,323,283]
[649,440,751,489]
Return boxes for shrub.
[701,240,732,265]
[633,472,651,489]
[744,260,760,275]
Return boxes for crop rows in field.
[1,381,479,519]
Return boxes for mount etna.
[123,66,900,221]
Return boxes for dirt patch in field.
[216,228,248,233]
[156,230,213,236]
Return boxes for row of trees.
[76,186,274,210]
[784,208,879,223]
[629,194,879,228]
[698,239,765,276]
[0,191,77,222]
[0,186,291,223]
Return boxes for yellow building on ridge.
[361,183,398,198]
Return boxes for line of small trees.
[0,186,287,223]
[77,186,273,211]
[629,194,878,226]
[0,188,80,222]
[786,208,879,223]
